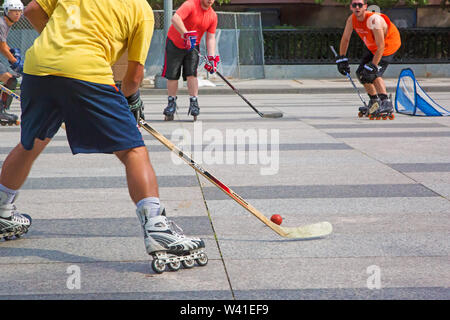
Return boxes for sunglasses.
[351,3,364,8]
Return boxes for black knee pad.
[356,67,365,85]
[356,66,377,84]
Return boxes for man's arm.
[171,13,188,36]
[121,61,144,98]
[339,16,353,55]
[206,32,216,56]
[24,0,49,34]
[0,42,16,63]
[372,27,385,66]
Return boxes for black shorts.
[356,49,395,78]
[161,38,199,81]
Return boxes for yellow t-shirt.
[24,0,154,85]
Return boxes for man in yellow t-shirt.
[0,0,207,271]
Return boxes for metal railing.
[263,28,450,64]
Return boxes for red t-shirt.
[167,0,218,49]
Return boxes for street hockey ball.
[270,214,282,225]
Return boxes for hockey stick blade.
[276,221,333,239]
[261,112,283,118]
[139,118,332,240]
[194,49,283,119]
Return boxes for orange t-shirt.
[167,0,218,49]
[352,12,401,56]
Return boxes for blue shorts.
[20,74,145,154]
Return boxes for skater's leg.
[0,138,51,190]
[186,76,198,97]
[114,146,159,204]
[0,139,47,239]
[373,77,387,96]
[186,76,200,119]
[167,79,178,97]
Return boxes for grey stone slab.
[329,131,450,138]
[388,163,450,172]
[0,260,230,297]
[224,257,450,295]
[203,184,439,200]
[0,290,232,300]
[341,139,450,163]
[312,123,447,129]
[0,127,20,132]
[0,236,219,264]
[20,175,198,189]
[404,172,450,200]
[204,197,450,219]
[215,233,449,260]
[0,143,353,154]
[20,216,213,239]
[234,287,450,300]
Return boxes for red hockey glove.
[183,31,197,51]
[204,55,220,74]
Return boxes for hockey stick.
[194,49,283,119]
[330,46,369,109]
[0,83,20,101]
[139,117,332,239]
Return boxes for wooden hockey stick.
[139,117,332,239]
[0,83,21,101]
[194,49,283,119]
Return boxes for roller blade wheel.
[182,258,195,269]
[168,260,181,271]
[196,252,208,267]
[151,259,167,274]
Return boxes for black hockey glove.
[360,62,380,84]
[336,55,350,76]
[126,90,145,122]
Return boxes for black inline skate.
[163,96,177,121]
[187,96,200,121]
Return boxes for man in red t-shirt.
[161,0,218,121]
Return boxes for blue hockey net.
[395,68,450,116]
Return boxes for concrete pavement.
[0,82,449,302]
[141,76,450,95]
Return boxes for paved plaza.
[0,80,449,300]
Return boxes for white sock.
[136,197,160,218]
[0,184,17,205]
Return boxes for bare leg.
[0,138,51,190]
[167,79,178,97]
[186,76,198,97]
[363,83,377,96]
[373,77,387,95]
[114,146,159,204]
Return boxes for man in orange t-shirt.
[336,0,401,118]
[162,0,218,121]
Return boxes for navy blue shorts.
[20,74,145,154]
